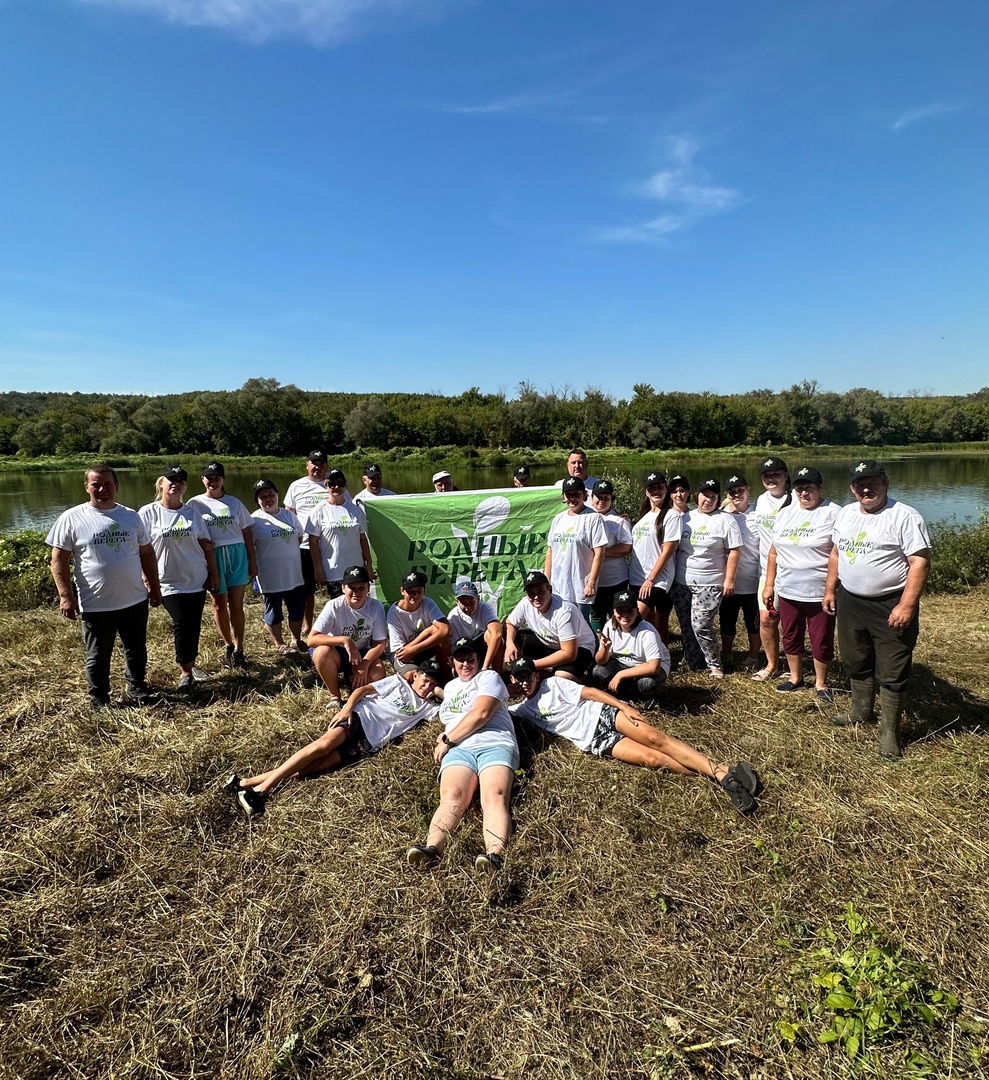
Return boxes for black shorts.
[639,586,673,615]
[332,711,374,766]
[301,550,317,597]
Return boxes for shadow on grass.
[904,661,989,744]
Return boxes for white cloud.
[594,135,742,245]
[891,101,964,132]
[74,0,458,45]
[450,88,580,116]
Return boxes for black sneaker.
[223,773,242,795]
[729,761,761,796]
[719,771,757,815]
[474,852,505,873]
[124,684,162,707]
[225,644,236,667]
[237,787,267,818]
[406,843,440,868]
[233,650,246,669]
[775,680,805,693]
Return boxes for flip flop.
[750,668,775,683]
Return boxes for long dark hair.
[640,488,675,540]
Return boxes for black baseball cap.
[849,459,885,480]
[562,477,586,495]
[613,589,636,609]
[452,636,479,657]
[668,474,690,490]
[417,658,441,679]
[697,478,721,494]
[591,479,614,497]
[343,565,370,584]
[644,471,667,487]
[508,657,537,676]
[363,463,382,477]
[725,473,748,490]
[402,571,427,589]
[759,456,789,475]
[794,466,824,485]
[524,570,549,590]
[325,468,346,486]
[514,465,531,480]
[253,478,278,496]
[202,461,225,478]
[161,466,188,482]
[308,450,328,463]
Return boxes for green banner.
[363,487,563,617]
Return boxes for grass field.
[2,588,988,1079]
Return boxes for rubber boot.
[829,678,875,727]
[878,688,904,760]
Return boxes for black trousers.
[161,590,208,666]
[80,599,150,704]
[836,584,919,693]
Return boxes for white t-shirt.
[353,486,396,504]
[251,507,305,594]
[311,595,387,652]
[546,506,609,603]
[770,500,840,602]
[729,506,760,594]
[675,510,743,587]
[506,594,597,653]
[284,476,329,550]
[138,501,210,596]
[752,490,792,572]
[447,599,500,641]
[628,509,682,591]
[46,502,150,612]
[832,498,931,597]
[305,501,368,581]
[187,494,253,549]
[356,674,439,749]
[439,669,518,754]
[603,618,671,674]
[595,510,634,587]
[387,597,446,652]
[509,678,602,753]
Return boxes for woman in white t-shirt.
[251,479,306,655]
[188,462,257,668]
[628,471,681,646]
[763,467,839,701]
[139,466,218,689]
[720,473,762,672]
[749,456,793,682]
[670,478,742,678]
[589,587,670,703]
[228,660,443,817]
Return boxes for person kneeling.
[507,658,760,815]
[589,587,670,707]
[227,659,443,817]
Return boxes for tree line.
[2,379,988,459]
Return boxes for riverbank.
[3,441,989,475]
[1,587,987,1078]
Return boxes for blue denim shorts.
[439,742,520,776]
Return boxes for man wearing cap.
[353,463,396,505]
[554,449,599,495]
[308,565,388,711]
[387,570,450,674]
[285,451,331,635]
[306,469,375,599]
[512,465,532,488]
[504,570,597,681]
[447,580,504,671]
[823,461,931,759]
[47,463,163,709]
[432,471,459,493]
[544,477,609,625]
[589,478,633,632]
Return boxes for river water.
[2,452,987,533]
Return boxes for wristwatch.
[440,732,456,747]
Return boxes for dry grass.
[2,591,988,1079]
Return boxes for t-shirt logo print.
[94,522,127,551]
[346,617,367,641]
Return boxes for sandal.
[750,668,775,683]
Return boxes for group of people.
[46,449,930,872]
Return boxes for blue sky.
[0,0,986,399]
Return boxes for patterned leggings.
[670,582,724,671]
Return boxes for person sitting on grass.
[506,658,760,815]
[406,637,519,874]
[309,564,387,713]
[503,570,597,682]
[446,579,504,672]
[387,570,450,675]
[589,588,670,706]
[227,659,444,818]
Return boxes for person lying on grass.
[506,658,761,815]
[406,637,519,874]
[227,658,443,817]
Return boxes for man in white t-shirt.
[504,570,597,681]
[553,449,599,495]
[447,579,504,671]
[47,464,163,709]
[284,450,330,635]
[353,463,397,505]
[386,570,450,675]
[823,460,931,759]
